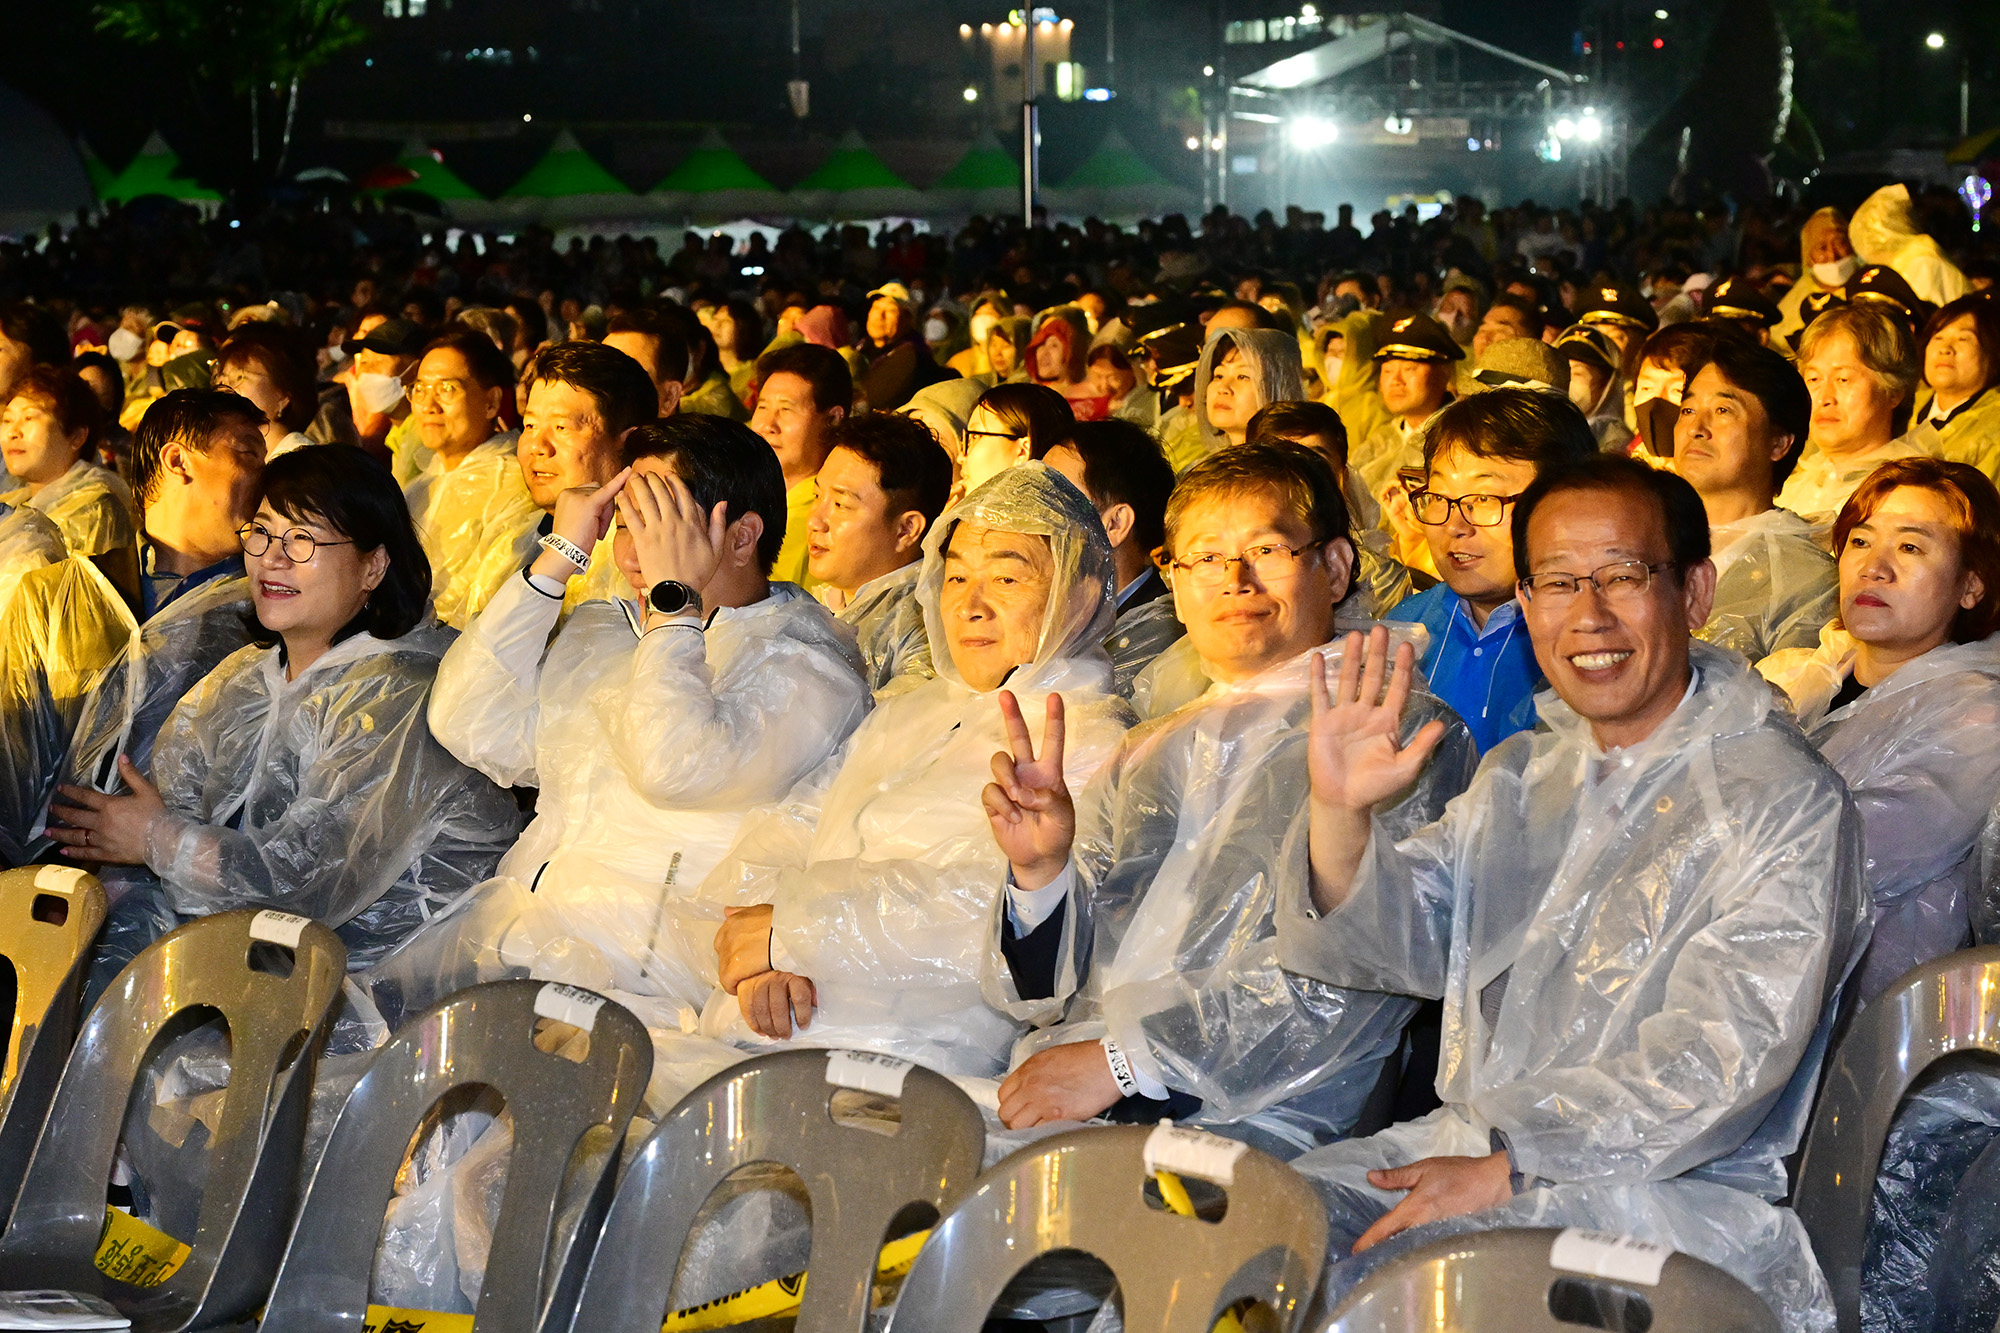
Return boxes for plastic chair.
[0,907,345,1332]
[1794,945,2000,1333]
[259,979,652,1333]
[0,865,107,1223]
[1321,1226,1781,1332]
[886,1123,1327,1333]
[567,1047,985,1333]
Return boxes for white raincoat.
[0,500,65,616]
[1775,427,1939,529]
[830,560,933,693]
[1849,184,1971,309]
[693,462,1134,1075]
[0,557,136,865]
[1697,507,1837,661]
[2,458,137,561]
[1761,627,2000,1000]
[1276,643,1868,1331]
[1002,630,1476,1154]
[402,432,543,630]
[418,566,871,1006]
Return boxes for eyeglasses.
[238,522,354,564]
[409,378,469,406]
[1410,490,1521,528]
[1169,540,1325,588]
[964,428,1024,442]
[1517,559,1676,603]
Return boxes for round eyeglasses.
[1410,490,1520,528]
[238,522,354,564]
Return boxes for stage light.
[1187,136,1201,150]
[1554,117,1575,139]
[1578,112,1603,142]
[1290,116,1338,149]
[1926,32,1947,50]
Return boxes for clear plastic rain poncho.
[1105,589,1183,699]
[2,458,138,561]
[832,560,934,693]
[1697,506,1838,661]
[0,557,136,865]
[1275,642,1868,1331]
[402,431,543,630]
[694,462,1134,1076]
[1002,631,1476,1155]
[411,564,872,1010]
[1192,329,1305,458]
[110,623,521,970]
[1849,183,1972,308]
[0,499,64,615]
[1776,430,1938,530]
[1760,626,2000,1000]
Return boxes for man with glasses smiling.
[1393,388,1596,753]
[1277,452,1865,1326]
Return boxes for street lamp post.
[1023,14,1039,226]
[1928,32,1970,140]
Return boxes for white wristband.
[538,532,591,573]
[1102,1037,1140,1098]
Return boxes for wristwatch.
[647,579,703,618]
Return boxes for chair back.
[0,866,107,1221]
[1794,945,2000,1333]
[886,1122,1326,1333]
[259,979,652,1333]
[1322,1226,1781,1332]
[0,908,344,1332]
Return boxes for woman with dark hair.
[49,444,519,972]
[0,363,137,602]
[1917,293,2000,480]
[214,323,320,458]
[704,296,768,407]
[957,382,1076,495]
[1760,456,2000,999]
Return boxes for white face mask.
[923,317,951,345]
[969,312,999,345]
[108,328,144,362]
[1322,355,1343,384]
[1812,255,1861,289]
[355,371,407,415]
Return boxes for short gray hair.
[1797,303,1919,405]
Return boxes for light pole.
[1022,14,1039,226]
[1927,32,1970,140]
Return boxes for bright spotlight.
[1926,32,1947,50]
[963,86,979,102]
[1653,7,1667,17]
[1578,114,1603,142]
[1554,117,1576,139]
[1187,136,1201,151]
[1209,135,1224,151]
[1290,116,1338,149]
[1203,64,1215,76]
[959,23,972,37]
[1383,115,1412,135]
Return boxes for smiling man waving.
[1277,452,1867,1329]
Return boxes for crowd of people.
[4,177,2000,1328]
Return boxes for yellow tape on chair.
[661,1227,932,1332]
[1153,1171,1248,1333]
[360,1305,476,1333]
[93,1206,191,1288]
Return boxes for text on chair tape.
[1143,1122,1248,1187]
[249,910,312,948]
[33,864,89,894]
[534,982,607,1033]
[1549,1228,1671,1286]
[825,1049,913,1097]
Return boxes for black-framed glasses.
[1169,540,1326,588]
[238,522,354,564]
[964,428,1025,442]
[1517,559,1676,603]
[1410,490,1521,528]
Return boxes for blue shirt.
[141,541,243,621]
[1394,583,1542,754]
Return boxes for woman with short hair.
[1916,294,2000,481]
[51,444,519,973]
[1760,456,2000,999]
[0,363,137,600]
[956,382,1076,495]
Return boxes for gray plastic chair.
[259,979,652,1333]
[567,1047,985,1333]
[1795,945,2000,1333]
[1321,1226,1781,1332]
[886,1123,1327,1333]
[0,866,107,1224]
[0,907,345,1332]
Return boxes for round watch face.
[650,580,695,615]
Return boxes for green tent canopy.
[653,128,778,195]
[76,137,115,196]
[790,129,926,219]
[1045,128,1193,221]
[393,139,484,201]
[504,130,630,199]
[102,131,221,204]
[932,128,1021,216]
